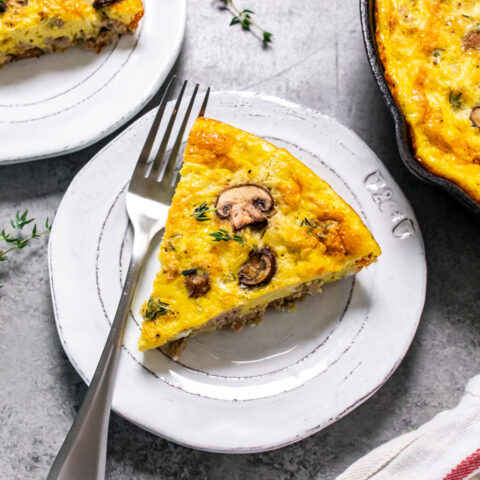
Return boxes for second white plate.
[0,0,185,164]
[49,91,426,453]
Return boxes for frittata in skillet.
[0,0,143,66]
[139,118,381,356]
[376,0,480,203]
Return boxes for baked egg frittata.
[0,0,143,66]
[376,0,480,203]
[139,118,381,355]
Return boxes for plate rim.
[48,90,427,453]
[0,0,186,165]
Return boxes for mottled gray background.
[0,1,479,479]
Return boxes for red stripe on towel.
[442,449,480,480]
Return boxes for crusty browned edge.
[128,10,144,31]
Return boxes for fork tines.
[132,78,210,186]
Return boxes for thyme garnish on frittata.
[144,297,170,321]
[191,202,217,222]
[209,228,257,250]
[218,0,273,45]
[300,217,332,242]
[449,91,463,110]
[0,211,52,288]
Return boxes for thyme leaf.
[449,91,463,110]
[263,30,273,43]
[11,209,34,230]
[300,217,313,227]
[218,0,273,46]
[144,297,170,321]
[208,228,256,250]
[191,202,216,222]
[300,217,333,242]
[0,211,52,288]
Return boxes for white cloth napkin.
[336,376,480,480]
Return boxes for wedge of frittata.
[140,118,381,357]
[0,0,143,66]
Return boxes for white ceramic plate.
[48,91,426,453]
[0,0,185,164]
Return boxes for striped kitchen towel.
[337,376,480,480]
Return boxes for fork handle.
[47,231,149,480]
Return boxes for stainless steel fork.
[47,78,210,480]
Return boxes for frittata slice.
[139,118,381,355]
[0,0,144,67]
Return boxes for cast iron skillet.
[360,0,480,218]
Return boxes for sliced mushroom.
[216,184,274,231]
[470,106,480,128]
[463,30,480,50]
[238,248,277,287]
[182,268,210,298]
[93,0,120,10]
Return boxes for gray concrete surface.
[0,1,479,479]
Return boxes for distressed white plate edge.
[0,0,186,165]
[48,91,427,453]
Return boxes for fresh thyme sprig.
[209,228,256,250]
[0,211,52,288]
[191,202,217,222]
[144,297,170,321]
[218,0,273,45]
[209,228,244,243]
[0,211,51,263]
